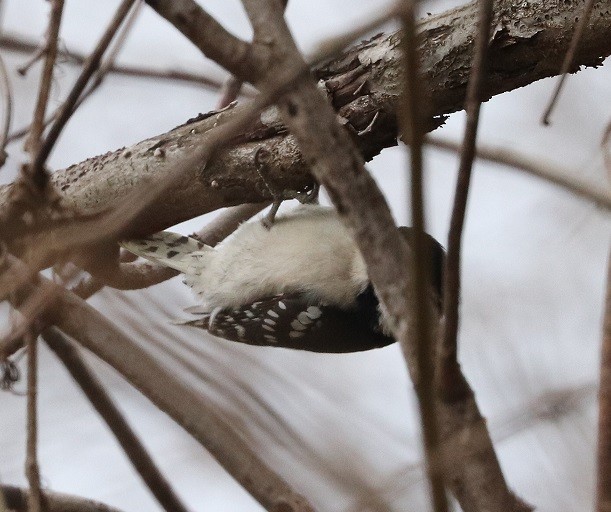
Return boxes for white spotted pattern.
[298,312,312,325]
[291,320,306,331]
[306,306,322,319]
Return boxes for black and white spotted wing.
[183,290,395,353]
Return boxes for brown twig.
[0,51,11,169]
[1,32,229,91]
[42,327,191,512]
[25,0,64,170]
[4,252,316,510]
[2,485,125,512]
[541,0,596,125]
[216,76,244,109]
[0,203,266,360]
[0,62,312,303]
[25,331,41,512]
[234,2,531,510]
[85,202,267,291]
[143,0,264,85]
[603,120,611,175]
[9,267,314,511]
[440,0,494,403]
[597,253,611,512]
[427,136,611,210]
[31,0,137,177]
[398,2,447,511]
[67,1,143,118]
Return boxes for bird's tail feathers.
[120,231,212,274]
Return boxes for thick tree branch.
[1,0,609,234]
[236,0,529,510]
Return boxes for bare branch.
[541,0,597,125]
[397,1,447,510]
[25,0,64,164]
[8,263,315,511]
[1,0,609,237]
[0,52,12,168]
[31,0,137,177]
[428,136,611,210]
[143,0,264,84]
[43,327,191,512]
[25,332,42,512]
[235,1,531,511]
[597,253,611,512]
[441,0,494,403]
[2,485,125,512]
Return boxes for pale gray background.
[1,1,610,511]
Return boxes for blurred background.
[0,1,610,510]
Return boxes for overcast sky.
[1,1,610,511]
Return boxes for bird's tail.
[121,231,212,274]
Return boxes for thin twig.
[441,0,494,403]
[17,46,45,76]
[83,202,267,291]
[398,1,447,511]
[216,76,243,109]
[25,331,41,512]
[1,33,229,91]
[603,120,611,175]
[0,63,312,304]
[0,51,11,168]
[25,0,64,167]
[0,486,7,512]
[597,252,611,512]
[31,0,137,177]
[43,327,191,512]
[0,203,265,362]
[68,1,143,117]
[5,262,314,511]
[541,0,596,125]
[427,136,611,211]
[2,485,125,512]
[143,0,262,84]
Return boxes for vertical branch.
[440,0,494,403]
[42,328,191,512]
[71,1,143,114]
[31,0,137,177]
[597,253,611,512]
[398,2,448,511]
[541,0,596,125]
[25,332,41,512]
[0,52,12,168]
[25,0,64,167]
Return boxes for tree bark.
[0,0,609,234]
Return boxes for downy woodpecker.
[121,205,445,353]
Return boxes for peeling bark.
[0,0,609,234]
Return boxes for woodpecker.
[121,205,445,353]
